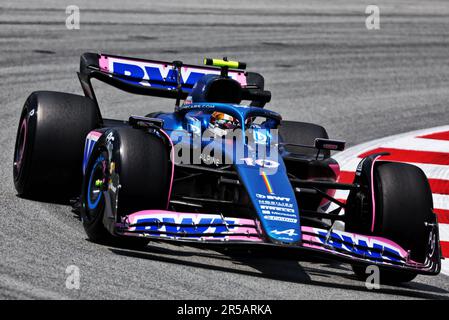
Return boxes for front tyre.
[347,162,436,283]
[81,127,170,246]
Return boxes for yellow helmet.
[211,111,234,122]
[210,112,237,129]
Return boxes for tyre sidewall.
[13,96,38,194]
[13,91,100,198]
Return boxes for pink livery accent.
[329,163,341,180]
[16,118,28,170]
[86,130,102,139]
[370,156,383,232]
[159,129,175,209]
[83,130,103,174]
[122,210,263,242]
[99,55,109,71]
[236,72,247,87]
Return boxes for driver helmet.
[210,111,237,130]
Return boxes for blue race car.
[13,53,441,283]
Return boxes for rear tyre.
[279,121,330,158]
[13,91,99,199]
[81,127,170,246]
[347,162,435,283]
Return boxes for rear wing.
[78,52,271,107]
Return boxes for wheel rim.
[87,154,106,210]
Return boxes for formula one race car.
[13,53,441,283]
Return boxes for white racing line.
[329,125,449,276]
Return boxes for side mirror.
[314,138,346,151]
[129,115,164,129]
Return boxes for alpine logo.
[271,229,298,236]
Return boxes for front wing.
[115,210,441,275]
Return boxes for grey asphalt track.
[1,0,449,299]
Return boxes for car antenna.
[172,60,183,107]
[221,57,229,77]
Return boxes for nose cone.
[235,156,301,244]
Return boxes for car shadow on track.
[109,243,449,300]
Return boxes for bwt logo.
[111,62,208,89]
[135,217,236,237]
[317,231,401,262]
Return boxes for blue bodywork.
[153,102,301,244]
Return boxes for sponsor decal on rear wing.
[78,52,270,105]
[98,54,247,92]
